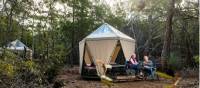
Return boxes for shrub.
[193,55,199,67]
[193,55,199,64]
[167,52,182,70]
[0,63,15,77]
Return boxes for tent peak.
[85,23,134,41]
[7,39,30,50]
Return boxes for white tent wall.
[120,40,135,61]
[84,46,92,65]
[86,40,118,76]
[79,40,85,74]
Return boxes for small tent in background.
[7,39,32,59]
[79,23,135,78]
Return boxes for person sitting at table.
[125,53,139,75]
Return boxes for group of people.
[125,53,155,78]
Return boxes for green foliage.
[156,71,173,79]
[168,53,178,65]
[193,55,199,64]
[2,50,17,60]
[0,16,21,46]
[0,50,46,87]
[0,63,15,77]
[0,50,17,77]
[167,52,182,70]
[23,61,38,73]
[0,50,32,75]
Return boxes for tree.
[161,0,175,69]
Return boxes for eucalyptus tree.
[171,0,199,67]
[127,0,198,69]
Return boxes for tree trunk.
[144,15,153,49]
[49,1,55,50]
[181,20,193,66]
[161,0,175,70]
[6,6,13,43]
[70,0,75,67]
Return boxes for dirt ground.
[55,66,199,88]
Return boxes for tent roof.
[85,23,134,41]
[7,39,30,50]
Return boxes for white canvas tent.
[79,23,135,76]
[7,39,31,51]
[7,39,32,59]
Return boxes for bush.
[193,55,199,64]
[0,63,15,77]
[23,60,38,73]
[167,52,182,70]
[0,47,67,87]
[0,50,17,77]
[193,55,199,67]
[0,50,51,87]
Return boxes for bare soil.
[55,66,199,88]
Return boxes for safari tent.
[7,39,30,51]
[79,23,135,78]
[7,39,32,59]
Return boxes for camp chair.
[125,61,134,76]
[125,61,141,76]
[142,61,158,80]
